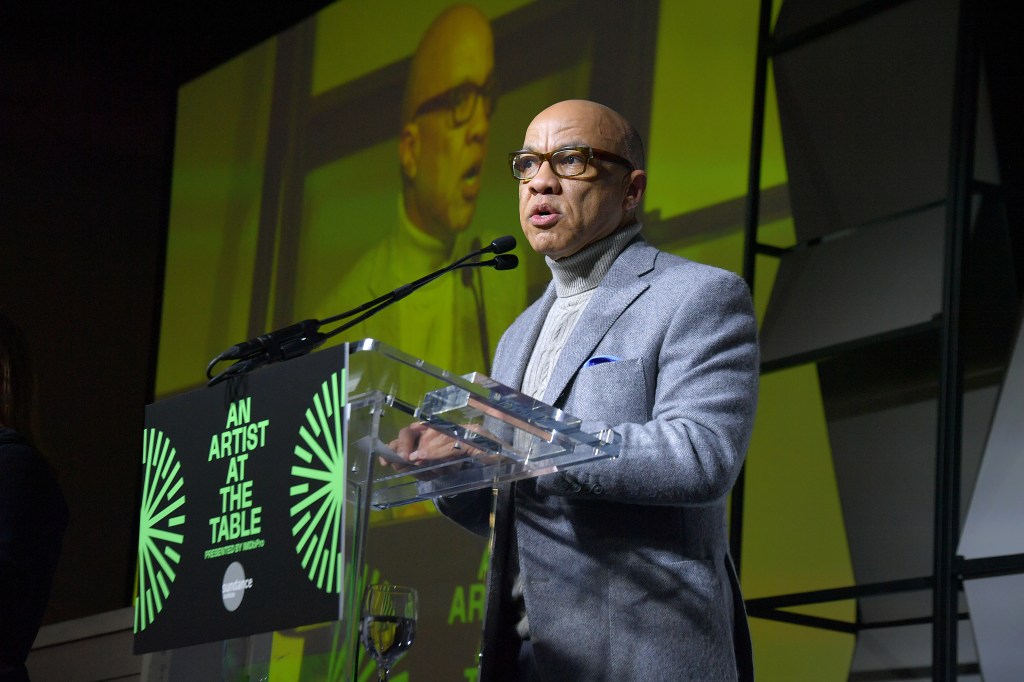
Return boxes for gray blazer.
[440,238,759,681]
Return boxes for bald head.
[402,5,494,124]
[528,100,645,170]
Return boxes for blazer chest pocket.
[567,357,649,424]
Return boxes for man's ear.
[622,169,647,213]
[399,122,420,181]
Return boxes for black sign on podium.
[134,345,357,653]
[134,340,621,677]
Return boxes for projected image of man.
[400,4,495,252]
[320,4,498,375]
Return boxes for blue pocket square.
[585,355,622,367]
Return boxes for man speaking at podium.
[396,100,759,681]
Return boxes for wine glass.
[360,583,418,682]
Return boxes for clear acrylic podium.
[136,339,620,680]
[352,338,622,507]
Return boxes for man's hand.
[388,421,476,465]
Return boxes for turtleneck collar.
[546,222,644,297]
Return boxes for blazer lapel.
[542,240,656,406]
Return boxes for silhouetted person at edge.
[0,313,68,682]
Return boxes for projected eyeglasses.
[413,75,498,127]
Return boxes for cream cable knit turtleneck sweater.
[521,222,644,400]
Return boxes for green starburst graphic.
[289,370,346,593]
[135,428,186,632]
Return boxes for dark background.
[1,0,333,623]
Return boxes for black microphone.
[320,235,517,327]
[319,235,518,344]
[208,235,518,385]
[454,254,519,272]
[389,234,517,298]
[487,235,516,254]
[491,254,518,270]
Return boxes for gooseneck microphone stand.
[205,236,518,387]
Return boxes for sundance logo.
[221,561,253,612]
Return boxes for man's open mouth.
[529,204,560,227]
[461,163,483,201]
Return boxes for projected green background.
[154,0,855,678]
